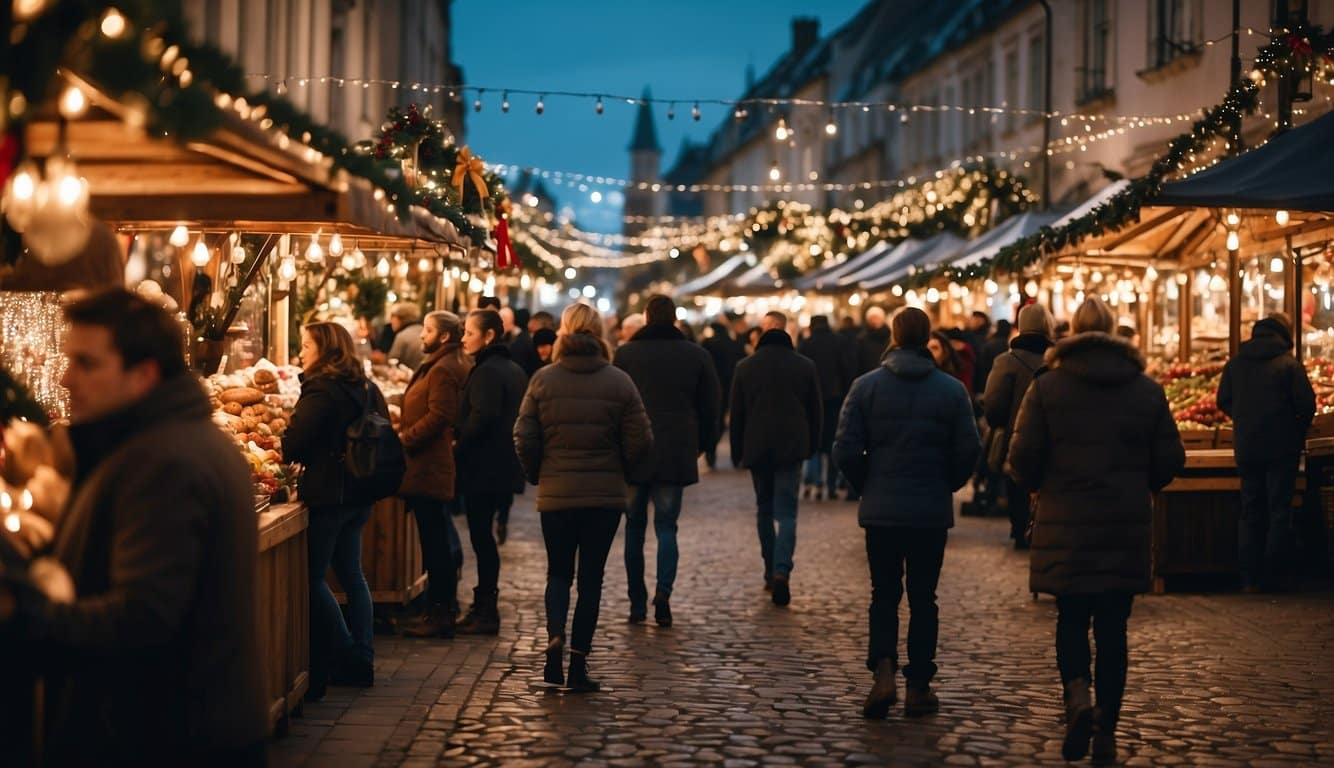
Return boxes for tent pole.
[1291,234,1304,364]
[1229,248,1241,358]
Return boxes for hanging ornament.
[494,200,516,270]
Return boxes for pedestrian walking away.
[287,321,394,698]
[729,310,822,606]
[798,314,855,501]
[701,319,746,469]
[397,311,472,639]
[456,309,528,635]
[1007,298,1185,764]
[834,307,980,720]
[0,288,269,765]
[854,305,892,377]
[614,294,721,627]
[1217,313,1316,593]
[982,303,1053,549]
[514,302,653,691]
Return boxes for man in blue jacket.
[834,306,980,720]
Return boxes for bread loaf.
[219,387,265,406]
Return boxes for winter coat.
[33,374,267,764]
[855,325,892,376]
[397,342,472,500]
[834,348,981,529]
[702,323,746,407]
[729,330,823,468]
[1007,332,1185,595]
[982,333,1052,462]
[456,343,528,496]
[388,322,425,370]
[508,328,543,378]
[798,321,856,402]
[514,332,653,511]
[614,323,721,486]
[285,373,391,506]
[977,332,1009,394]
[1218,319,1316,466]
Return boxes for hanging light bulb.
[341,252,357,271]
[417,257,433,273]
[304,232,324,262]
[473,95,483,112]
[1226,230,1240,251]
[1144,264,1159,282]
[769,163,781,182]
[328,232,343,256]
[169,225,190,248]
[1209,274,1228,292]
[1226,211,1241,228]
[520,273,532,290]
[666,104,675,120]
[352,245,366,268]
[1276,209,1290,226]
[1271,256,1284,273]
[691,103,701,121]
[891,285,904,297]
[564,267,577,280]
[100,7,127,38]
[375,256,390,277]
[1166,280,1180,300]
[501,91,510,112]
[1025,279,1040,296]
[535,95,544,115]
[774,118,789,141]
[825,114,838,136]
[984,279,999,295]
[279,258,297,281]
[595,96,604,115]
[191,238,210,268]
[59,86,88,118]
[1091,270,1103,284]
[926,287,940,303]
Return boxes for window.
[1027,32,1045,119]
[1080,0,1112,100]
[1003,47,1019,133]
[1147,0,1202,69]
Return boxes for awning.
[673,254,750,297]
[860,231,968,290]
[829,238,925,290]
[1155,110,1334,212]
[950,210,1065,269]
[792,239,894,291]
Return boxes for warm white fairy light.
[100,8,127,37]
[191,238,210,268]
[328,233,343,256]
[169,225,190,247]
[1275,209,1290,226]
[59,86,87,118]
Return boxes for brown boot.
[401,603,455,639]
[1062,678,1094,761]
[861,659,898,719]
[1090,706,1117,764]
[456,589,500,635]
[903,683,939,717]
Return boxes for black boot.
[543,635,565,685]
[1090,706,1117,764]
[566,651,600,693]
[456,588,500,635]
[329,648,374,688]
[861,659,897,719]
[771,574,791,607]
[401,603,456,639]
[653,591,672,628]
[1062,678,1094,761]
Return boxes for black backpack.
[343,379,406,501]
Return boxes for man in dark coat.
[614,295,721,626]
[1007,298,1184,763]
[964,311,991,393]
[0,288,267,766]
[976,318,1010,397]
[504,306,543,377]
[855,306,892,377]
[798,315,855,499]
[701,319,746,468]
[834,307,980,720]
[1218,313,1316,592]
[730,311,821,607]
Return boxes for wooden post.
[1228,248,1241,358]
[270,235,291,365]
[1179,273,1191,362]
[1292,235,1304,364]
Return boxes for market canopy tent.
[1155,110,1334,212]
[792,239,894,291]
[673,254,750,297]
[826,238,925,291]
[950,210,1066,269]
[856,232,967,291]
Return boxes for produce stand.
[257,502,310,736]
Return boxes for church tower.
[623,87,662,238]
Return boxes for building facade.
[181,0,465,145]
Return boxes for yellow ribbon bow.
[452,146,489,202]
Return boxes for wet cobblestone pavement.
[273,462,1334,767]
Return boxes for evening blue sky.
[453,1,867,233]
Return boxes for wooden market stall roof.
[23,75,468,252]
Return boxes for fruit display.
[1304,357,1334,414]
[1157,360,1231,431]
[206,362,304,504]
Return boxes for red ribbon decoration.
[1287,34,1313,56]
[494,213,515,270]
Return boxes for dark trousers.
[463,487,510,594]
[404,495,459,610]
[625,483,684,605]
[1238,459,1299,589]
[865,526,947,684]
[1006,477,1030,542]
[541,508,621,654]
[751,463,801,578]
[308,503,374,672]
[1055,593,1133,721]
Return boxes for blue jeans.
[1238,460,1300,589]
[308,503,374,668]
[751,464,800,578]
[625,483,684,607]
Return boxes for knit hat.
[1017,303,1054,336]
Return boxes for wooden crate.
[1153,482,1241,591]
[330,496,427,606]
[1178,429,1216,450]
[257,503,309,737]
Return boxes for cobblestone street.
[273,462,1334,767]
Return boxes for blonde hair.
[554,303,611,362]
[1071,297,1115,335]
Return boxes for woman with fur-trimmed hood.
[1007,298,1184,764]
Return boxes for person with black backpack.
[455,309,528,635]
[286,322,401,699]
